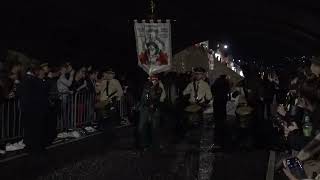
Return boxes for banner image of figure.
[134,20,172,75]
[139,41,168,66]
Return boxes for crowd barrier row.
[0,91,136,145]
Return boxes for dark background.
[0,1,319,72]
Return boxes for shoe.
[13,142,25,150]
[13,143,25,150]
[85,126,96,133]
[120,120,130,126]
[70,131,81,138]
[57,132,68,139]
[6,143,21,151]
[18,140,26,148]
[0,149,5,155]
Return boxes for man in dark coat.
[212,75,231,149]
[17,63,49,154]
[44,66,60,146]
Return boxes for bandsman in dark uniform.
[138,74,165,152]
[17,62,49,154]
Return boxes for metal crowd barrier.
[117,92,136,120]
[0,98,22,145]
[0,90,138,144]
[57,91,97,132]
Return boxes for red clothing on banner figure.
[139,41,168,66]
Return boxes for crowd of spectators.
[236,57,320,179]
[2,55,320,179]
[0,58,200,155]
[0,60,141,154]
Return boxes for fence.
[0,98,22,145]
[57,91,96,132]
[1,90,136,145]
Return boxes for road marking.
[266,150,276,180]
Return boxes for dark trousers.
[22,111,46,154]
[44,104,59,146]
[178,109,203,139]
[264,102,272,120]
[97,105,120,143]
[138,109,160,150]
[213,101,227,146]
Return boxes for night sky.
[0,1,320,70]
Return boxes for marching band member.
[182,67,212,131]
[138,74,165,152]
[95,68,123,135]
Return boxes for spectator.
[310,56,320,77]
[87,70,97,93]
[40,63,49,77]
[44,66,60,146]
[57,63,74,93]
[70,68,87,92]
[57,63,74,129]
[288,77,320,157]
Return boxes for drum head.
[236,106,253,116]
[185,104,202,113]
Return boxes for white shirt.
[97,79,123,101]
[183,80,212,103]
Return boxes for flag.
[134,19,172,75]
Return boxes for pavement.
[0,115,272,180]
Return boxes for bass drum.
[184,104,202,113]
[236,106,253,128]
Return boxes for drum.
[236,106,253,128]
[184,104,202,113]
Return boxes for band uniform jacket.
[96,79,123,102]
[183,79,212,104]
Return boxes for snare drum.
[184,104,202,113]
[236,106,253,128]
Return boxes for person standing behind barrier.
[44,66,60,146]
[17,63,49,154]
[70,68,88,127]
[57,63,75,93]
[87,70,98,124]
[87,70,97,93]
[70,68,87,92]
[57,63,75,129]
[95,68,123,134]
[138,74,165,152]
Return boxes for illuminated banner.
[134,19,172,75]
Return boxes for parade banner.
[134,19,172,75]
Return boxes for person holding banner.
[138,74,166,152]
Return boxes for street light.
[224,45,228,49]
